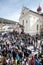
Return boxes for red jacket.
[29,59,35,65]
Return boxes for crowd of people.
[0,31,43,65]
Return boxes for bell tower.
[37,5,42,14]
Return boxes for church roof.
[40,13,43,16]
[30,10,43,16]
[20,7,43,18]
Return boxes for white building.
[19,7,43,35]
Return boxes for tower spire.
[37,0,42,13]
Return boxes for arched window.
[26,20,28,23]
[37,24,38,30]
[22,20,24,25]
[37,18,41,23]
[22,12,24,14]
[0,21,1,23]
[40,25,41,30]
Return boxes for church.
[19,6,43,35]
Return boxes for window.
[22,12,24,15]
[37,18,41,23]
[33,16,35,19]
[37,24,38,30]
[40,25,41,30]
[0,21,1,23]
[22,20,24,25]
[26,20,28,23]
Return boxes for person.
[41,52,43,65]
[37,50,41,59]
[29,56,35,65]
[35,59,40,65]
[2,57,7,65]
[12,49,16,60]
[16,54,20,64]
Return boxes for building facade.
[19,7,43,35]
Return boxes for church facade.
[19,7,43,35]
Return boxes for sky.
[0,0,43,22]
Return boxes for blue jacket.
[16,56,20,60]
[35,59,39,65]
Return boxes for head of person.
[31,56,34,60]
